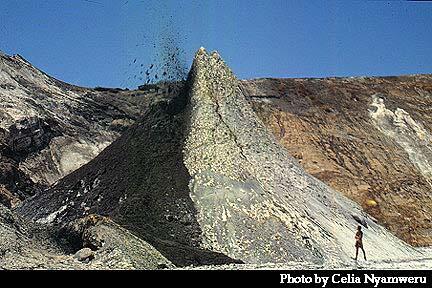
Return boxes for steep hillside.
[0,52,178,208]
[243,76,432,246]
[19,49,432,267]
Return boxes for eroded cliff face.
[0,53,177,207]
[243,76,432,246]
[18,49,432,267]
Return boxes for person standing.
[355,225,367,261]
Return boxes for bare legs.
[355,247,367,260]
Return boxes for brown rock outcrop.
[243,76,432,246]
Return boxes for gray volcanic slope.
[18,49,432,267]
[0,52,176,208]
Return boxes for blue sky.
[0,0,431,88]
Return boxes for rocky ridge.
[0,204,172,269]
